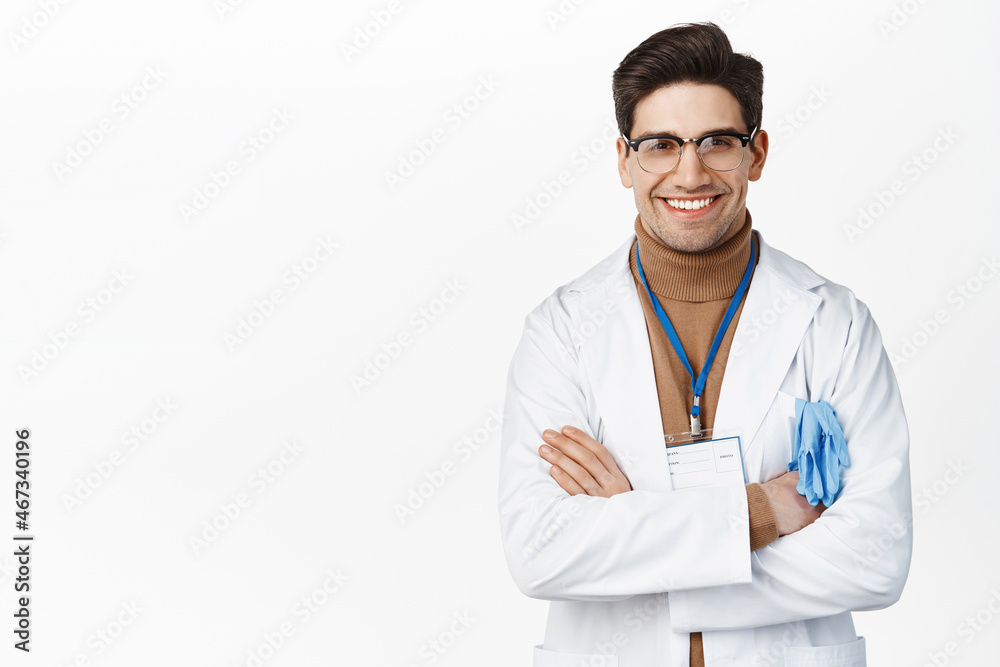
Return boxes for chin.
[653,224,730,254]
[668,237,719,253]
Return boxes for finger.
[560,425,628,483]
[550,428,621,488]
[562,425,621,472]
[539,441,602,495]
[542,430,617,491]
[548,464,587,496]
[539,440,603,496]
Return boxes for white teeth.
[666,196,716,210]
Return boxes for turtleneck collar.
[632,210,755,302]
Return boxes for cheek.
[633,189,651,210]
[637,175,663,197]
[721,177,746,197]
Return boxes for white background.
[1,0,998,665]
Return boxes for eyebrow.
[633,126,746,139]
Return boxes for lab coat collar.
[569,230,823,489]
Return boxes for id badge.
[664,426,746,490]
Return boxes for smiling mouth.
[662,195,722,211]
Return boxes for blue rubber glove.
[787,398,850,506]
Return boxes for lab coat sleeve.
[498,305,753,602]
[669,300,913,631]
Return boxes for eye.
[640,138,680,153]
[701,135,740,151]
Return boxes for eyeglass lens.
[636,136,745,173]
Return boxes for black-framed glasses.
[624,127,756,173]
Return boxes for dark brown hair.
[612,22,763,150]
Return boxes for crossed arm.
[538,424,824,537]
[500,302,911,627]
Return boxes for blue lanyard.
[635,233,756,438]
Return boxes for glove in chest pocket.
[760,390,798,483]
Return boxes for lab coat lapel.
[578,250,675,492]
[714,233,821,482]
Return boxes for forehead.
[632,83,744,137]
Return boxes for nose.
[672,140,713,188]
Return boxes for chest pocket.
[756,390,798,483]
[785,636,867,666]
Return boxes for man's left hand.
[538,425,632,498]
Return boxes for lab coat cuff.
[669,486,752,632]
[671,588,693,632]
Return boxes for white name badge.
[665,435,746,490]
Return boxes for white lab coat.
[498,230,912,667]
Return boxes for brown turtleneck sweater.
[628,210,778,666]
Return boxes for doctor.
[498,22,912,667]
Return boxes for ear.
[616,137,633,189]
[747,129,768,182]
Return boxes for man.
[498,22,911,666]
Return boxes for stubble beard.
[639,194,741,254]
